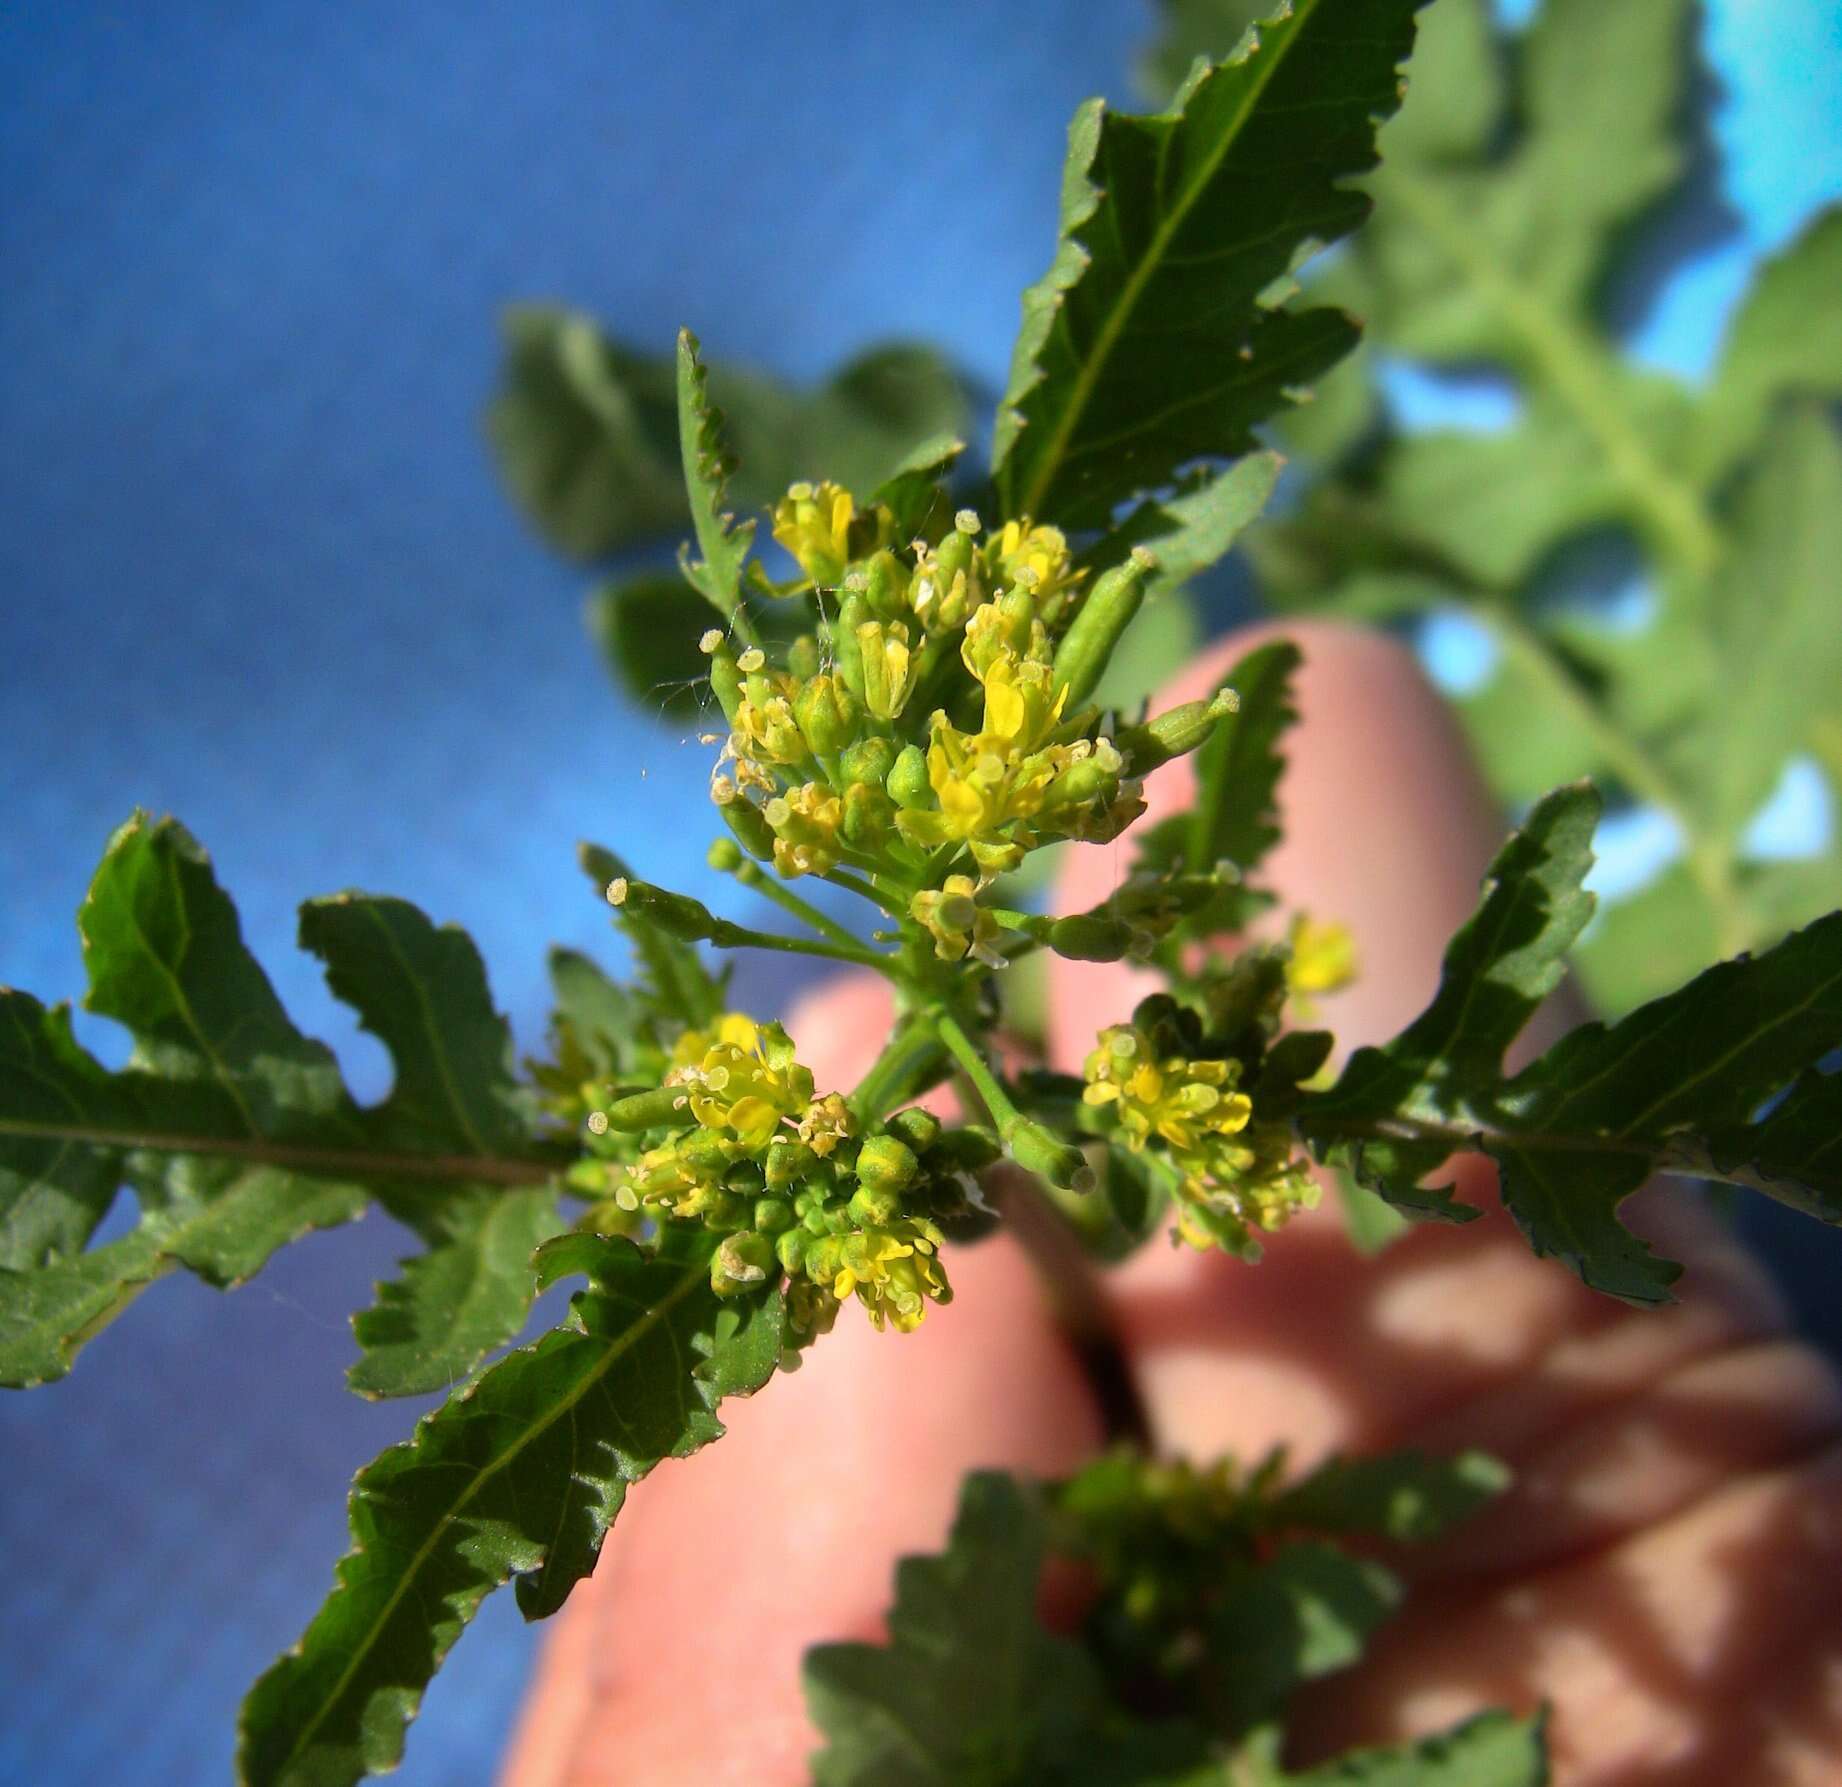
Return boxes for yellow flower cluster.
[582,1013,956,1335]
[710,482,1143,894]
[1083,1020,1317,1253]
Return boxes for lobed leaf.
[238,1227,783,1787]
[1300,786,1842,1301]
[675,327,758,620]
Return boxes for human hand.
[502,622,1842,1785]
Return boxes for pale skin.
[503,622,1842,1785]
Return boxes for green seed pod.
[1052,547,1155,710]
[606,876,719,941]
[1003,1117,1095,1194]
[848,1181,903,1227]
[717,793,777,862]
[930,1126,1002,1171]
[1116,688,1237,772]
[786,633,823,681]
[753,1196,796,1235]
[885,1107,943,1153]
[711,1231,777,1298]
[887,743,932,809]
[601,1085,693,1133]
[794,673,861,757]
[706,643,745,727]
[856,1133,920,1196]
[1047,913,1134,962]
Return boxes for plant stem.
[821,865,906,918]
[721,858,865,951]
[935,1010,1022,1132]
[705,916,895,975]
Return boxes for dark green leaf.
[545,944,649,1074]
[239,1227,783,1787]
[488,307,967,561]
[675,327,757,619]
[806,1472,1103,1787]
[993,0,1423,527]
[1203,1543,1399,1737]
[1134,640,1302,935]
[1288,1709,1548,1786]
[1271,1449,1508,1543]
[585,571,718,724]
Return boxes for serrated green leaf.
[675,327,758,620]
[1134,641,1302,936]
[488,308,968,563]
[544,944,649,1074]
[1098,452,1282,594]
[1301,787,1842,1301]
[1686,408,1842,846]
[1288,1708,1548,1786]
[238,1227,783,1787]
[1272,1449,1507,1543]
[805,1471,1104,1787]
[0,820,561,1387]
[1204,1542,1400,1737]
[994,0,1423,529]
[345,1186,559,1399]
[1698,206,1842,483]
[872,432,968,540]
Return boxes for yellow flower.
[1286,914,1357,1001]
[911,874,1005,966]
[856,618,921,720]
[772,480,858,584]
[763,781,845,878]
[732,683,808,768]
[986,519,1082,617]
[798,1090,855,1158]
[822,1217,952,1332]
[1082,1026,1253,1154]
[669,1012,763,1071]
[667,1015,813,1149]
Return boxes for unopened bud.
[840,735,896,789]
[887,743,932,809]
[711,1230,778,1298]
[793,674,860,757]
[855,1133,920,1196]
[706,837,745,873]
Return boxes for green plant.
[4,6,1839,1783]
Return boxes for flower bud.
[705,642,745,727]
[886,743,932,809]
[764,1136,818,1192]
[793,673,861,757]
[857,620,920,720]
[841,781,891,850]
[772,480,855,584]
[706,837,745,874]
[858,549,912,621]
[775,1227,810,1275]
[753,1196,795,1235]
[711,1230,777,1298]
[848,1181,904,1227]
[885,1108,943,1153]
[856,1133,920,1196]
[1052,546,1156,711]
[832,589,870,701]
[840,734,896,790]
[786,633,823,681]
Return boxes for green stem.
[935,1010,1023,1133]
[705,917,895,975]
[821,865,906,918]
[721,858,865,951]
[848,1015,950,1122]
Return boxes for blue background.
[3,2,1839,1781]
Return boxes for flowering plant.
[4,5,1839,1782]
